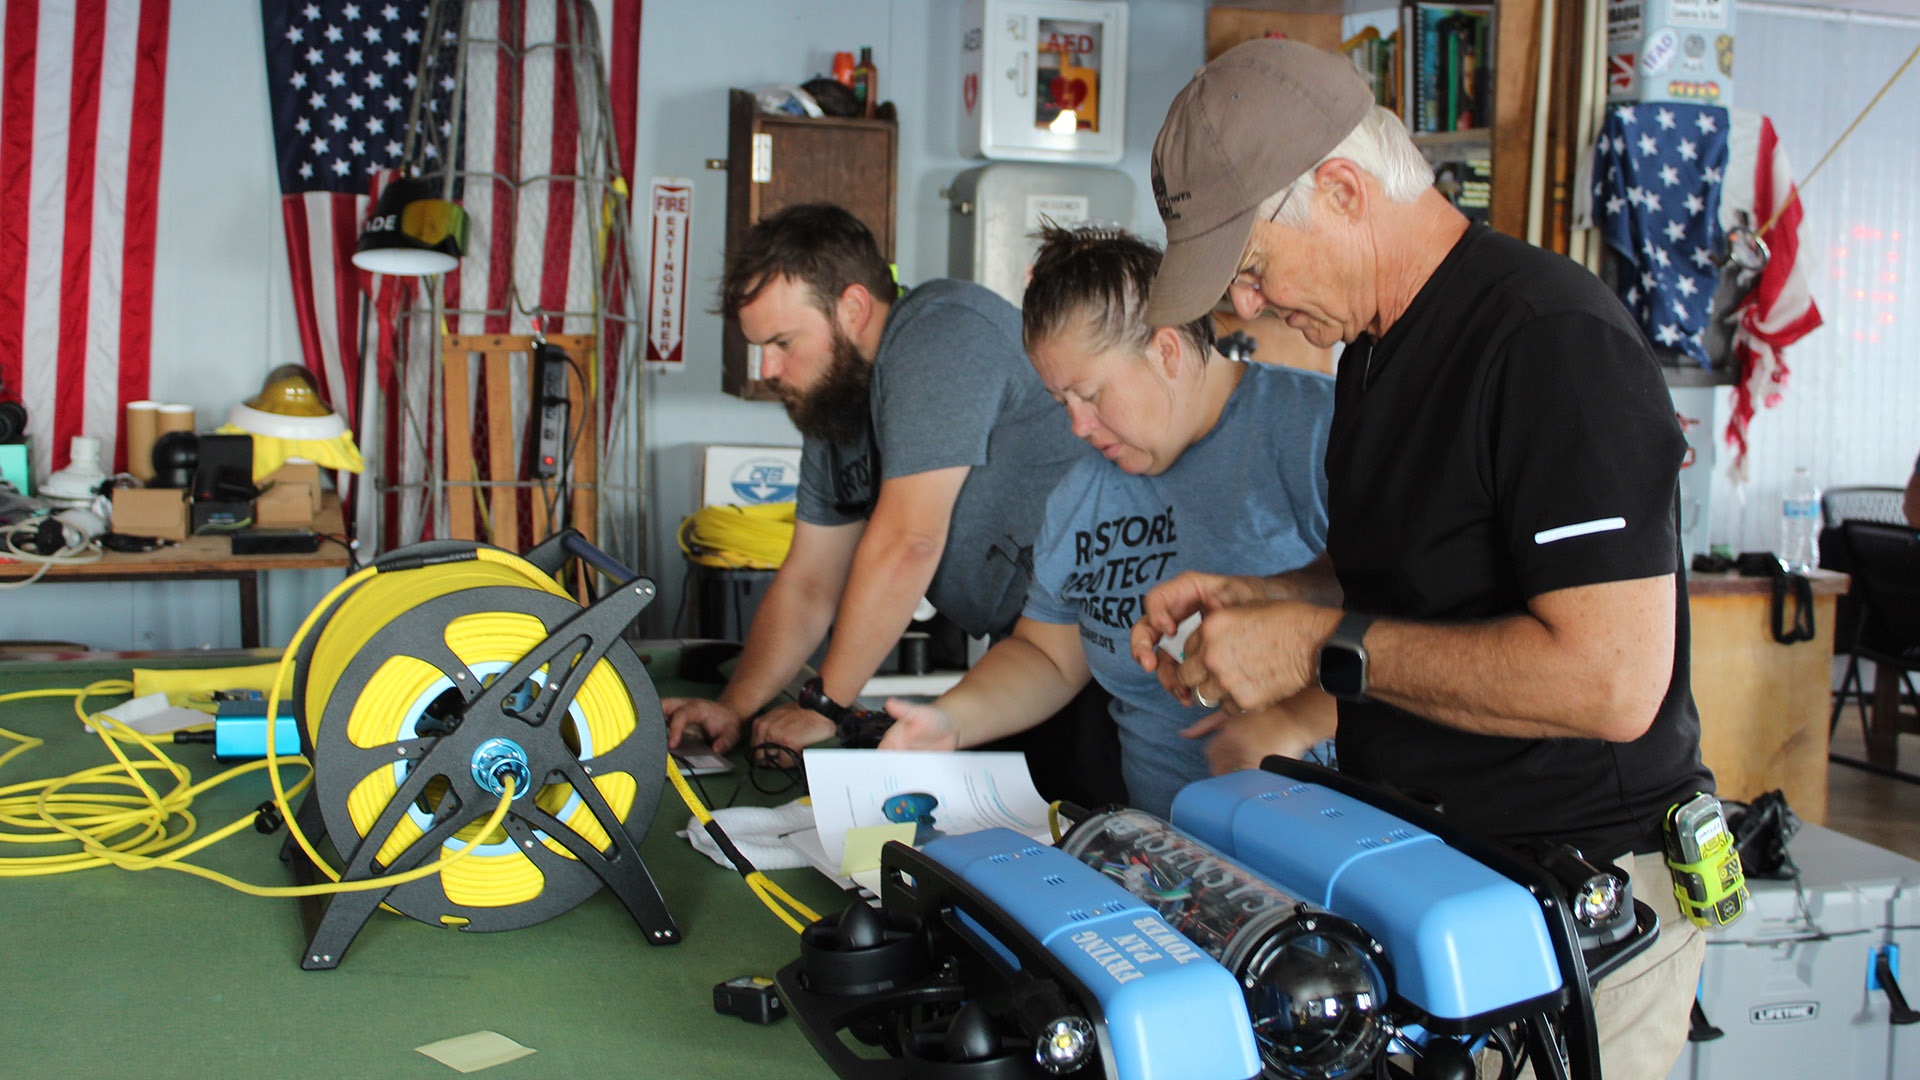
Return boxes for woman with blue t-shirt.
[878,226,1337,816]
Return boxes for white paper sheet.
[800,749,1052,870]
[86,691,211,736]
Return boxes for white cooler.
[1668,823,1920,1080]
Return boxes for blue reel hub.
[470,737,533,800]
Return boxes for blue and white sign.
[701,445,803,507]
[730,456,800,504]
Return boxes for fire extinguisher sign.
[647,177,693,366]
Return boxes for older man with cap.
[1128,39,1713,1080]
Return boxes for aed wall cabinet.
[960,0,1128,164]
[723,88,898,400]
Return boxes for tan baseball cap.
[1145,39,1375,327]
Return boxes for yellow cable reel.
[290,535,679,969]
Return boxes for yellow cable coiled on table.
[302,548,639,911]
[1,541,818,936]
[677,503,795,569]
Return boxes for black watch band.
[1317,612,1375,702]
[798,677,894,749]
[798,677,848,722]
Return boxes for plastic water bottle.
[1779,467,1820,572]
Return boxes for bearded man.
[665,203,1121,808]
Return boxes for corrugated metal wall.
[1707,5,1920,553]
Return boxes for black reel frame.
[283,531,681,970]
[776,842,1124,1080]
[1256,757,1656,1080]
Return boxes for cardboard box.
[1607,0,1735,106]
[1205,5,1343,62]
[253,483,313,529]
[252,461,322,528]
[111,487,188,541]
[264,461,323,512]
[700,445,802,508]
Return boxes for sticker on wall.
[1667,0,1729,29]
[647,177,693,367]
[1607,0,1643,43]
[1609,53,1638,93]
[1641,28,1679,75]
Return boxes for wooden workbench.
[0,494,351,647]
[1688,569,1848,824]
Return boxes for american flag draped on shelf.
[1592,102,1730,368]
[0,0,171,479]
[1722,114,1821,471]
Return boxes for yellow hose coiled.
[2,540,820,937]
[676,503,795,569]
[303,547,639,911]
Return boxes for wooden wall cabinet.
[722,89,899,399]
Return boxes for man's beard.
[776,328,873,446]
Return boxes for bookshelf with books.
[1251,1,1535,237]
[1341,3,1495,225]
[1400,3,1494,136]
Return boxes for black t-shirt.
[1327,225,1713,857]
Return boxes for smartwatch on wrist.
[797,677,894,749]
[1317,612,1375,702]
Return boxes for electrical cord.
[677,503,795,569]
[0,680,513,894]
[0,543,817,933]
[665,749,817,933]
[747,743,807,797]
[260,546,817,931]
[0,517,104,589]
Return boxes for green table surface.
[0,646,846,1080]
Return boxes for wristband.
[797,677,894,749]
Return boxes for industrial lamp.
[350,175,470,275]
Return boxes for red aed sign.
[1044,32,1095,55]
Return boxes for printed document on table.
[801,749,1052,869]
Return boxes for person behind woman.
[879,225,1336,815]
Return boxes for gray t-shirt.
[796,279,1093,638]
[1023,362,1336,815]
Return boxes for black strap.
[1770,570,1816,644]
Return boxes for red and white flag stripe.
[1726,116,1823,473]
[0,0,170,480]
[281,190,366,432]
[364,0,629,552]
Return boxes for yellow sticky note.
[415,1031,536,1073]
[840,823,918,876]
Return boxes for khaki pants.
[1479,851,1706,1080]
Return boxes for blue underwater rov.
[775,758,1658,1080]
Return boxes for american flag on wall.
[0,0,171,480]
[1724,116,1821,471]
[367,0,640,552]
[1592,102,1730,368]
[260,0,445,510]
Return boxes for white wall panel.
[1707,6,1920,554]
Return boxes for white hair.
[1257,106,1433,227]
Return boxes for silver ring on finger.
[1195,690,1217,710]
